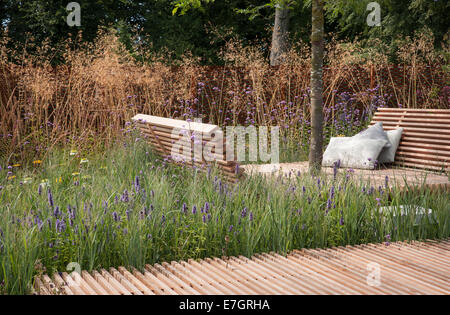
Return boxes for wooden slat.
[369,109,450,172]
[36,239,450,295]
[133,113,243,182]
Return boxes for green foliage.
[0,131,448,294]
[1,0,448,64]
[324,0,449,48]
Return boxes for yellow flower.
[13,164,21,167]
[72,172,80,176]
[70,150,78,156]
[80,158,89,164]
[8,175,16,180]
[32,160,42,165]
[82,175,91,180]
[336,134,345,137]
[55,177,62,183]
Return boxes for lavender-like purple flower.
[241,207,247,218]
[228,225,233,232]
[204,202,210,212]
[47,188,54,207]
[375,197,381,206]
[53,206,60,218]
[38,184,42,195]
[249,212,253,221]
[121,190,129,203]
[192,205,197,214]
[134,175,140,192]
[385,233,391,246]
[112,211,119,222]
[55,219,66,233]
[339,216,344,226]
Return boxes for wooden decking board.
[35,239,449,295]
[242,161,449,190]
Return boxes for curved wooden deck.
[34,239,449,295]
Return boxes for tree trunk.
[270,7,290,66]
[308,0,324,173]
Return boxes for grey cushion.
[352,122,391,148]
[378,128,404,163]
[322,137,387,169]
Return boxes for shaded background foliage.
[0,0,448,64]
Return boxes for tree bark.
[308,0,324,173]
[270,6,290,66]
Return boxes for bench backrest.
[132,114,241,182]
[369,108,450,172]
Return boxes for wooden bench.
[369,108,450,173]
[132,114,242,182]
[243,108,449,191]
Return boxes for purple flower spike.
[47,188,54,207]
[134,175,140,192]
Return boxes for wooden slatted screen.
[132,114,242,182]
[34,239,450,295]
[369,108,450,172]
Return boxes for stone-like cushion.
[352,122,391,148]
[322,137,387,169]
[378,128,404,163]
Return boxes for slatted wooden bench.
[132,114,242,182]
[369,108,450,173]
[242,108,449,190]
